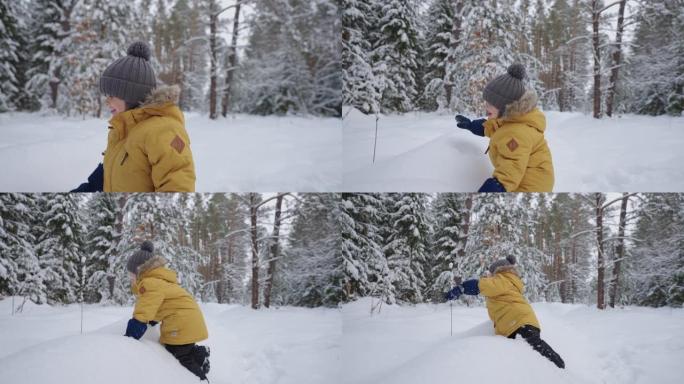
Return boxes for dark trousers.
[508,325,565,369]
[165,343,207,380]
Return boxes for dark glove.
[455,115,485,137]
[444,286,463,301]
[148,321,159,326]
[71,163,104,192]
[478,178,506,192]
[462,279,480,295]
[124,318,147,340]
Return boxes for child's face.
[485,101,500,119]
[129,272,136,281]
[105,96,126,116]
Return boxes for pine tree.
[0,0,22,112]
[372,0,421,112]
[342,0,379,113]
[383,193,431,304]
[421,0,457,111]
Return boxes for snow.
[0,298,341,384]
[341,298,684,384]
[0,112,341,192]
[342,107,684,191]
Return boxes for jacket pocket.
[120,152,129,166]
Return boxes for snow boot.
[166,344,209,380]
[193,345,211,376]
[510,325,565,369]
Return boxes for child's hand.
[124,318,147,340]
[444,286,463,301]
[455,115,485,137]
[462,279,480,295]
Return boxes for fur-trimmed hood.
[135,255,169,276]
[141,85,180,107]
[493,264,519,276]
[503,89,539,118]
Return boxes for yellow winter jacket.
[479,267,540,337]
[483,90,554,192]
[131,256,208,345]
[103,85,195,192]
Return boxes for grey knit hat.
[483,64,527,114]
[100,42,156,105]
[126,241,155,274]
[488,255,517,275]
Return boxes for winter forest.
[0,193,342,308]
[341,193,684,309]
[343,0,684,117]
[0,0,341,117]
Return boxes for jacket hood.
[136,255,178,284]
[501,90,545,134]
[141,85,181,108]
[498,268,524,294]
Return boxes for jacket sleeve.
[145,128,196,192]
[478,276,509,298]
[492,132,532,192]
[133,279,165,323]
[70,163,104,192]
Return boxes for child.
[72,41,196,192]
[455,64,554,192]
[124,241,210,381]
[445,255,565,369]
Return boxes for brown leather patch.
[139,286,146,294]
[506,138,519,152]
[170,135,185,154]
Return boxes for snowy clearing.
[0,298,341,384]
[342,107,684,192]
[341,298,684,384]
[0,112,342,192]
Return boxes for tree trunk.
[457,194,473,258]
[609,193,629,308]
[250,194,259,309]
[208,1,218,120]
[263,194,284,308]
[444,0,463,108]
[591,0,602,119]
[596,193,605,309]
[605,0,627,117]
[221,2,242,117]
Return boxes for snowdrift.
[341,298,684,384]
[0,323,198,384]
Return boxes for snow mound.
[0,332,197,384]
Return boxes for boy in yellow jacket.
[455,64,554,192]
[445,255,565,368]
[124,241,210,380]
[72,41,195,192]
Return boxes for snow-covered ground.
[0,112,341,192]
[341,298,684,384]
[343,107,684,192]
[0,297,341,384]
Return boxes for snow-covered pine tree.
[241,0,341,116]
[421,0,457,111]
[277,194,343,307]
[0,194,46,303]
[342,0,380,113]
[371,0,421,113]
[340,193,393,302]
[35,193,87,304]
[84,193,128,304]
[628,194,684,307]
[382,193,431,304]
[0,0,22,112]
[25,0,78,112]
[428,193,473,301]
[625,0,684,116]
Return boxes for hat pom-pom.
[507,64,526,80]
[127,41,151,61]
[506,255,517,265]
[140,240,154,253]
